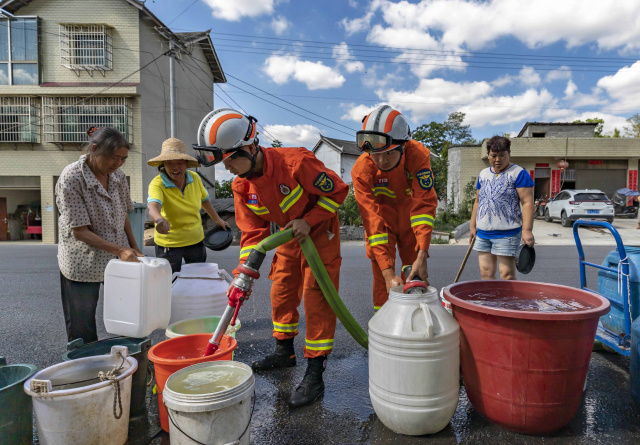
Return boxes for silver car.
[544,189,615,227]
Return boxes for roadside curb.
[452,221,470,240]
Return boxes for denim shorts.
[473,233,520,257]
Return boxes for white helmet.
[193,108,258,166]
[357,105,411,153]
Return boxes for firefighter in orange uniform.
[351,105,438,310]
[193,108,348,408]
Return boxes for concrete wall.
[138,20,217,201]
[521,124,595,138]
[341,154,359,184]
[314,142,341,179]
[448,146,487,210]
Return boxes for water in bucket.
[169,368,246,395]
[462,290,596,312]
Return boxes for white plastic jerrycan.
[368,285,460,436]
[104,257,172,337]
[169,263,233,325]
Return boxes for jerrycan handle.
[138,256,151,265]
[420,302,434,339]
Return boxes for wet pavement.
[1,243,640,444]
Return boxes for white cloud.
[264,55,346,90]
[344,0,640,62]
[333,42,365,73]
[341,103,381,122]
[270,16,290,35]
[564,80,577,98]
[262,124,322,148]
[546,66,572,82]
[459,89,557,127]
[203,0,277,21]
[348,0,359,7]
[542,110,628,136]
[597,60,640,111]
[518,67,541,87]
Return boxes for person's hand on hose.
[407,250,430,286]
[284,218,311,243]
[381,268,404,293]
[118,247,143,262]
[226,280,252,300]
[522,229,535,247]
[155,217,170,234]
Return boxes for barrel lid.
[204,227,233,251]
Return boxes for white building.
[311,135,362,184]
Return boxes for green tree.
[412,112,477,199]
[572,118,605,137]
[337,184,362,226]
[271,139,283,147]
[214,179,233,199]
[624,113,640,137]
[613,128,621,138]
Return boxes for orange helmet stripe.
[249,122,256,139]
[362,112,371,130]
[383,110,400,133]
[209,113,243,146]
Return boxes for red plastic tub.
[444,280,610,435]
[148,333,237,432]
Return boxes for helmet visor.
[356,131,406,153]
[192,144,240,167]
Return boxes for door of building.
[0,198,7,241]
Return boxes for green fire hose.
[253,229,369,349]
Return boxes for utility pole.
[169,39,176,137]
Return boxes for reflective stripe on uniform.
[239,244,257,259]
[368,233,388,246]
[317,196,339,213]
[406,188,411,196]
[280,184,303,213]
[372,186,396,198]
[273,321,298,333]
[246,203,270,215]
[410,214,435,228]
[373,306,381,311]
[305,338,334,351]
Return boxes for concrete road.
[1,242,639,444]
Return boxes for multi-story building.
[448,122,640,209]
[0,0,225,243]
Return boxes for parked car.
[544,189,614,227]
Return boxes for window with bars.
[59,24,112,73]
[0,97,39,143]
[42,97,131,143]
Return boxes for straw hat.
[147,138,201,168]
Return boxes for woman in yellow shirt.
[147,138,229,272]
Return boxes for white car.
[544,189,614,227]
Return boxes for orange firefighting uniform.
[232,146,348,358]
[352,139,438,310]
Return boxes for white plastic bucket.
[163,361,254,445]
[369,286,460,436]
[165,316,241,339]
[104,257,172,337]
[24,346,138,445]
[170,263,233,324]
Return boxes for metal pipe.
[169,40,176,138]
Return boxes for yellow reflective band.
[246,203,270,215]
[406,188,411,196]
[239,244,257,259]
[410,214,435,227]
[373,306,381,311]
[280,184,303,213]
[372,186,396,198]
[305,338,334,351]
[368,233,388,246]
[317,196,339,213]
[273,321,298,332]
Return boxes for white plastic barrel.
[104,257,172,337]
[368,285,460,436]
[24,346,138,445]
[169,263,232,325]
[163,361,254,445]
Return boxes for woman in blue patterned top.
[469,136,535,280]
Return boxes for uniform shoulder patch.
[279,184,291,195]
[313,172,335,192]
[415,169,434,190]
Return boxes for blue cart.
[573,220,632,355]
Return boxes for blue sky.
[149,0,640,179]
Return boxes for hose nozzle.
[402,265,428,294]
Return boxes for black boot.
[288,356,326,408]
[251,338,296,370]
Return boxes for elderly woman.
[56,126,143,344]
[147,138,229,273]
